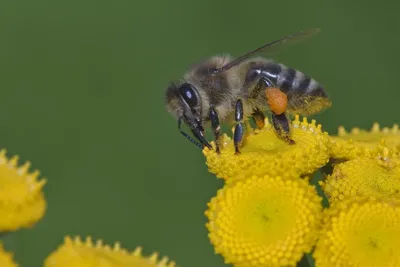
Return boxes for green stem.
[306,253,315,267]
[297,252,315,267]
[0,231,10,239]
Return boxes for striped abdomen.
[247,61,327,98]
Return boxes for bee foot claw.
[287,139,295,145]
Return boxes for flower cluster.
[203,117,400,266]
[0,149,46,233]
[45,236,176,267]
[205,175,322,266]
[204,116,330,183]
[0,243,17,267]
[2,105,399,267]
[0,150,177,266]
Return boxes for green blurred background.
[0,1,399,266]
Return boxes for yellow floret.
[0,149,47,232]
[44,236,176,267]
[205,175,322,267]
[0,243,18,267]
[203,115,330,183]
[329,123,400,160]
[320,146,400,204]
[314,197,400,267]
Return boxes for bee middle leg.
[209,106,221,154]
[233,99,245,154]
[251,108,265,130]
[271,112,295,145]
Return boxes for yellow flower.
[0,149,47,232]
[329,123,400,160]
[320,146,400,204]
[0,243,18,267]
[205,175,322,267]
[203,115,330,183]
[44,236,177,267]
[314,197,400,267]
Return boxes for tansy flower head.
[0,149,47,232]
[320,146,400,204]
[329,122,400,160]
[44,236,177,267]
[0,243,18,267]
[204,115,330,183]
[205,175,322,267]
[314,197,400,267]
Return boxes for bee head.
[165,82,211,149]
[165,82,203,123]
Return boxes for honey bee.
[165,28,331,154]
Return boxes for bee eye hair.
[179,83,198,107]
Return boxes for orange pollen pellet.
[266,88,288,115]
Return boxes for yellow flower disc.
[0,149,47,232]
[329,123,400,160]
[0,243,18,267]
[320,146,400,204]
[44,236,176,267]
[205,175,322,267]
[314,198,400,267]
[203,115,330,183]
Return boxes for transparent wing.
[213,28,321,74]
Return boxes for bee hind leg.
[233,99,245,155]
[248,77,275,130]
[209,106,221,154]
[271,112,295,145]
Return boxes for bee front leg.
[209,106,221,154]
[271,112,295,145]
[234,99,245,154]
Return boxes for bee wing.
[286,91,332,116]
[213,28,321,74]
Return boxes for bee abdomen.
[277,64,325,97]
[246,61,326,97]
[245,61,282,87]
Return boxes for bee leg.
[178,117,211,149]
[248,77,274,130]
[234,99,245,154]
[190,128,213,149]
[251,108,265,129]
[249,76,275,99]
[271,112,295,145]
[209,106,221,154]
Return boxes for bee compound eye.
[179,83,198,107]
